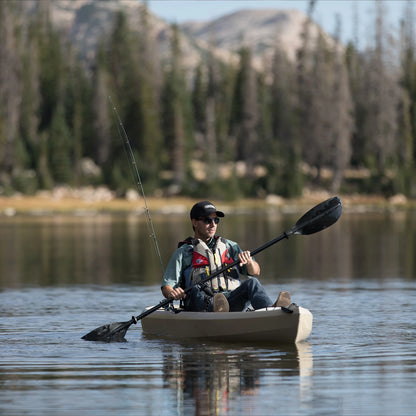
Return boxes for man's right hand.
[161,285,186,300]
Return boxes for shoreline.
[0,190,412,217]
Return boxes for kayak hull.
[141,306,313,344]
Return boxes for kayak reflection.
[160,341,313,415]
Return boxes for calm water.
[1,208,416,415]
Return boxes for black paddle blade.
[293,196,342,235]
[81,319,135,342]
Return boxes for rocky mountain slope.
[180,8,327,63]
[22,0,334,70]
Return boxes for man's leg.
[184,286,211,311]
[226,278,273,311]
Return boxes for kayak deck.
[141,305,313,344]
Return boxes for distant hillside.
[180,8,331,63]
[22,0,167,62]
[22,0,335,71]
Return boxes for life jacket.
[179,236,241,293]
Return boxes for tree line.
[0,0,416,200]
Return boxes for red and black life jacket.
[179,236,240,292]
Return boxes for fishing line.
[109,96,165,274]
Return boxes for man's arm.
[227,239,261,276]
[161,246,189,299]
[238,250,260,276]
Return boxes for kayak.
[141,304,313,344]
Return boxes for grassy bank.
[0,189,411,217]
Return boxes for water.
[1,210,416,415]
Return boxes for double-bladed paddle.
[82,196,342,342]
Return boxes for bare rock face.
[21,1,335,71]
[181,9,317,62]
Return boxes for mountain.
[180,8,329,63]
[21,0,335,71]
[22,0,167,61]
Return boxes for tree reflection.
[2,210,416,289]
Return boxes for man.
[161,200,291,312]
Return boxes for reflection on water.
[1,211,416,415]
[2,210,416,289]
[161,341,313,416]
[0,283,315,416]
[0,215,163,287]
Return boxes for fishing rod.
[109,96,164,274]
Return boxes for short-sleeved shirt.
[161,237,249,289]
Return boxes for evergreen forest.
[1,0,416,201]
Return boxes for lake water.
[1,206,416,415]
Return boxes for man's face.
[192,215,220,241]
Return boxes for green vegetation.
[1,1,416,200]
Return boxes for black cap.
[190,201,225,219]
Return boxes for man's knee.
[244,277,261,289]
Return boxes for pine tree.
[34,0,77,188]
[136,2,163,188]
[48,103,72,184]
[361,1,401,193]
[65,49,92,186]
[191,50,223,187]
[161,24,192,193]
[0,0,22,182]
[268,43,302,197]
[297,17,330,185]
[397,0,416,195]
[327,16,353,193]
[104,9,163,192]
[104,11,146,192]
[230,46,259,180]
[92,44,112,169]
[204,52,220,178]
[19,18,41,174]
[297,2,353,192]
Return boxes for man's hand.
[161,285,186,300]
[238,250,253,266]
[238,250,261,276]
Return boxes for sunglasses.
[197,217,220,225]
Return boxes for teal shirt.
[161,237,249,289]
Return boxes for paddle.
[82,196,342,342]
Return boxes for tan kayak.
[141,305,313,344]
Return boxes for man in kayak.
[161,200,291,312]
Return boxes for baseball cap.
[190,201,225,219]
